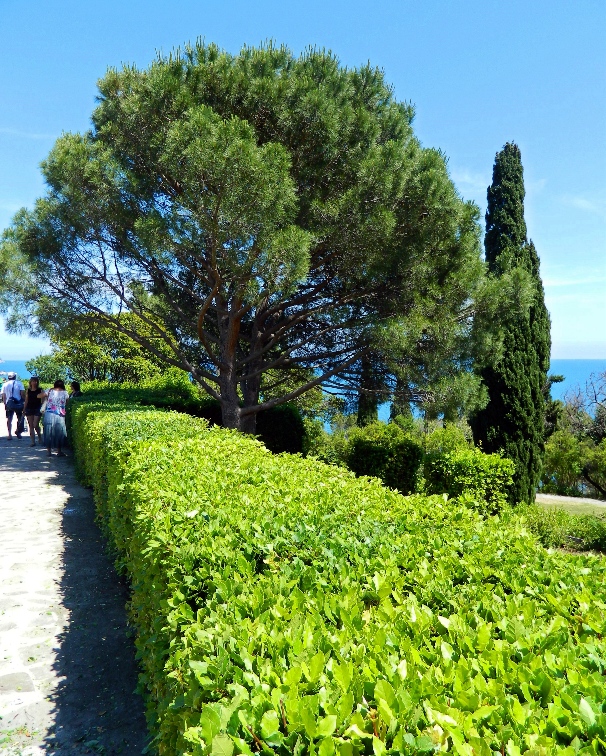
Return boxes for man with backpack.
[1,372,26,440]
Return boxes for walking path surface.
[536,492,606,508]
[0,439,148,754]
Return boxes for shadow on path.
[0,440,149,754]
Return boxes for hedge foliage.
[70,400,606,756]
[424,448,515,515]
[309,420,513,508]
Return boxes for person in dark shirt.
[69,381,83,399]
[23,376,43,446]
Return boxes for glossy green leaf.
[316,715,337,739]
[71,399,606,756]
[578,697,596,727]
[211,734,234,756]
[260,710,280,739]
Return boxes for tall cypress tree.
[471,143,551,503]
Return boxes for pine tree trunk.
[240,413,257,434]
[390,376,412,420]
[216,297,258,434]
[220,400,241,430]
[357,354,379,426]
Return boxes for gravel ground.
[0,435,149,755]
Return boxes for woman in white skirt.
[39,380,69,457]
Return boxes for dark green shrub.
[422,423,470,456]
[160,398,304,453]
[158,396,224,426]
[425,447,514,513]
[302,414,355,467]
[346,422,423,493]
[256,403,305,454]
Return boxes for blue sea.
[548,359,606,402]
[0,359,32,380]
[373,359,605,421]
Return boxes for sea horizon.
[2,356,604,406]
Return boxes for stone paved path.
[0,438,148,754]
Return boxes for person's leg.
[15,410,23,438]
[27,415,36,445]
[34,415,42,441]
[6,409,13,439]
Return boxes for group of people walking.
[1,372,82,456]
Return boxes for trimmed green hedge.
[71,400,606,756]
[424,448,515,515]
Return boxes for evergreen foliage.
[540,373,606,499]
[25,352,70,384]
[424,447,514,515]
[470,143,551,504]
[28,314,170,383]
[355,353,388,426]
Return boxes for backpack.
[5,380,24,411]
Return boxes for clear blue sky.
[1,0,604,360]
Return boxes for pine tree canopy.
[0,41,486,432]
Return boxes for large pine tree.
[471,143,551,503]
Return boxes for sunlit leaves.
[72,399,606,755]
